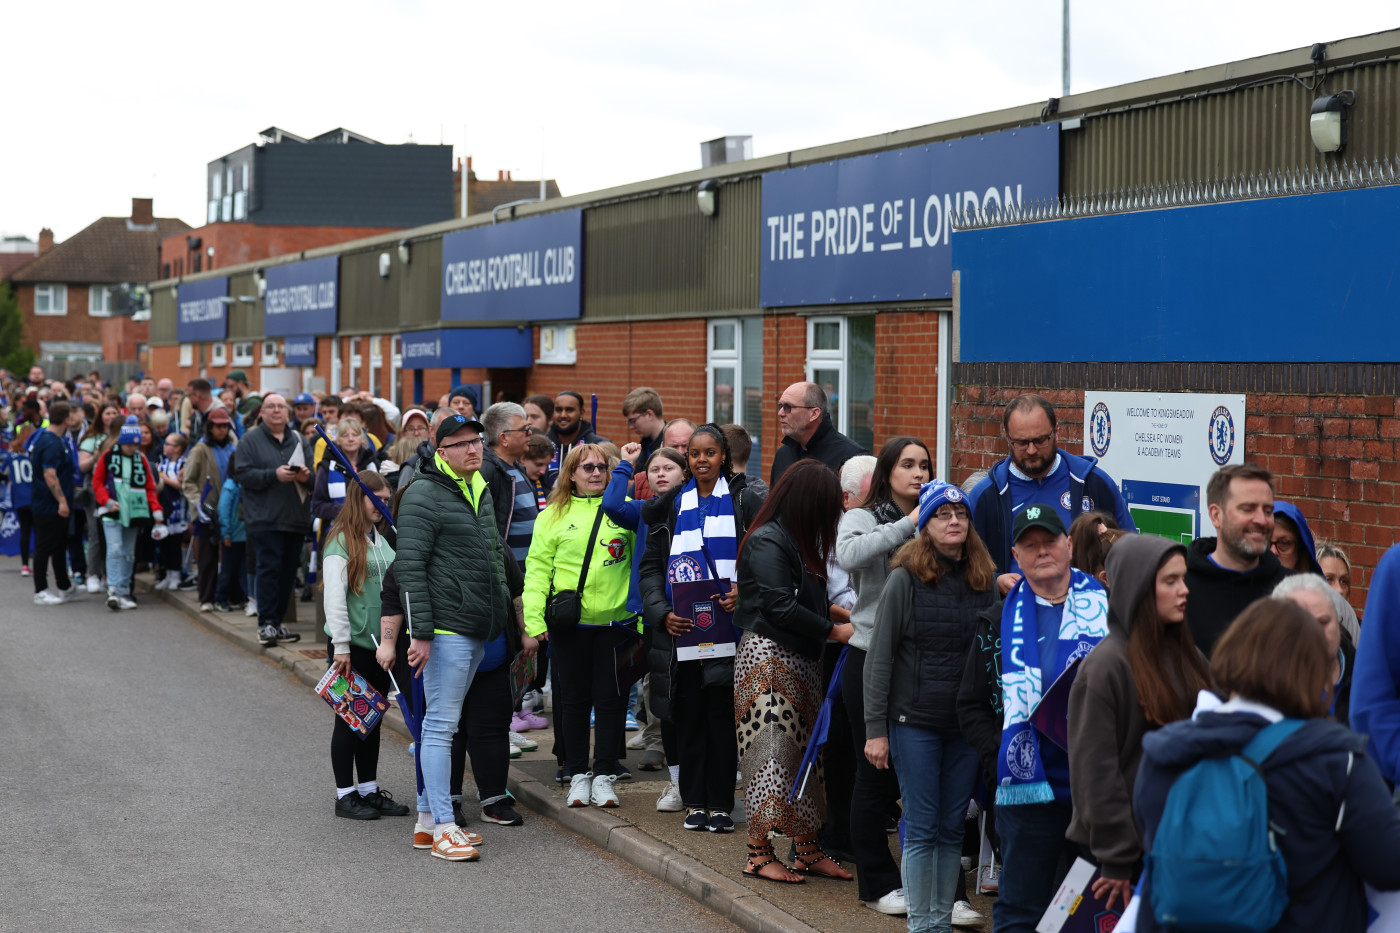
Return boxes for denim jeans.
[993,799,1075,933]
[890,722,979,933]
[417,633,485,825]
[102,520,139,596]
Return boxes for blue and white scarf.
[666,475,737,602]
[996,568,1108,805]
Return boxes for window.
[806,315,875,453]
[707,317,765,478]
[349,337,361,391]
[179,344,193,367]
[537,324,577,365]
[232,342,255,366]
[162,263,171,279]
[210,343,227,366]
[193,255,202,273]
[34,284,68,316]
[88,286,112,317]
[262,340,278,365]
[209,171,221,224]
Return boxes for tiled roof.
[459,178,563,217]
[0,251,37,281]
[10,215,191,284]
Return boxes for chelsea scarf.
[996,568,1108,805]
[666,475,738,602]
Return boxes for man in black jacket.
[546,390,608,463]
[770,382,865,486]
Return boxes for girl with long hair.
[1066,533,1213,910]
[321,470,408,820]
[78,402,123,593]
[733,459,853,884]
[864,480,998,931]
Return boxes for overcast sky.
[4,1,1395,241]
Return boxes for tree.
[0,282,36,375]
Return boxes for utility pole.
[461,125,469,219]
[1062,0,1071,97]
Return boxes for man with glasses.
[770,381,865,485]
[480,402,537,547]
[231,393,313,646]
[969,394,1134,594]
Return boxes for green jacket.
[322,530,395,652]
[395,451,511,641]
[523,494,636,637]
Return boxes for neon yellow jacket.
[523,494,636,637]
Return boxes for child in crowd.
[153,432,188,591]
[522,433,554,510]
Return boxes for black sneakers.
[274,625,300,644]
[335,792,380,820]
[707,811,735,833]
[360,789,409,816]
[481,801,524,826]
[258,625,278,646]
[683,808,709,831]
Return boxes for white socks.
[668,765,680,784]
[336,786,356,799]
[357,780,378,796]
[435,821,457,837]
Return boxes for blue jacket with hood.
[969,448,1135,575]
[1352,542,1400,783]
[1134,709,1400,933]
[1272,500,1324,576]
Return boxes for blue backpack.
[1146,718,1303,933]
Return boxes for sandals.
[792,841,853,881]
[743,841,805,885]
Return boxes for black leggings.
[551,623,629,775]
[673,661,737,812]
[841,646,904,902]
[17,506,33,565]
[329,641,392,789]
[450,663,513,804]
[32,512,70,594]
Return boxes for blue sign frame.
[441,211,583,322]
[399,328,533,369]
[263,256,339,337]
[176,277,229,343]
[759,126,1059,307]
[283,336,317,366]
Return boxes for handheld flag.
[313,423,395,527]
[788,645,849,802]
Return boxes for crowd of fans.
[6,365,1400,933]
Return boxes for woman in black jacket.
[640,425,764,833]
[733,460,853,884]
[864,480,997,931]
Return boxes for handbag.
[545,505,607,631]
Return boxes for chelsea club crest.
[1089,402,1112,457]
[1208,406,1236,466]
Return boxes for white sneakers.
[951,900,984,927]
[85,575,103,594]
[431,826,482,861]
[656,782,683,812]
[154,571,182,591]
[567,772,593,807]
[866,889,907,916]
[244,599,258,618]
[33,589,65,606]
[508,731,538,752]
[590,773,619,808]
[626,731,647,750]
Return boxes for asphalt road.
[0,566,738,933]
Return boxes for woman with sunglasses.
[523,443,637,809]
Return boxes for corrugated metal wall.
[1064,60,1400,193]
[149,288,176,344]
[583,177,760,321]
[226,271,263,339]
[338,238,442,334]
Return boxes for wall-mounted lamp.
[1310,91,1355,154]
[256,273,266,298]
[397,239,411,264]
[697,179,718,217]
[237,296,256,304]
[378,252,392,278]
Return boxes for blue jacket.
[1352,543,1400,782]
[1134,710,1400,933]
[602,461,646,618]
[217,477,246,543]
[1272,500,1324,576]
[969,448,1135,575]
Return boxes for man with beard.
[969,394,1134,594]
[1184,463,1290,656]
[546,390,608,462]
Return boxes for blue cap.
[917,479,968,531]
[118,414,142,446]
[294,392,316,406]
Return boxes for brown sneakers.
[431,827,483,861]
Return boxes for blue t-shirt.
[478,632,509,673]
[1035,599,1072,801]
[4,446,32,510]
[1006,455,1073,575]
[29,430,75,516]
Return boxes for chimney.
[498,170,505,181]
[132,198,154,225]
[38,228,54,254]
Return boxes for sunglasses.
[577,462,608,474]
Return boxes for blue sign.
[399,328,534,369]
[759,126,1059,307]
[263,256,339,336]
[441,210,582,322]
[283,336,317,366]
[176,277,229,342]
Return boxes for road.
[0,566,738,933]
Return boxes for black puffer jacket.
[957,596,1008,783]
[733,517,832,660]
[394,452,511,641]
[864,557,997,738]
[638,474,764,722]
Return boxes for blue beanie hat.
[118,415,142,446]
[449,384,480,411]
[917,479,968,531]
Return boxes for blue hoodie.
[1272,500,1324,576]
[601,461,646,618]
[1352,543,1400,782]
[1134,709,1400,933]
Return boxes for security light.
[398,240,411,264]
[1310,91,1355,154]
[697,179,718,217]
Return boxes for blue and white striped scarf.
[666,475,737,602]
[996,568,1108,805]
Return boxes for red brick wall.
[873,311,941,462]
[160,223,403,274]
[18,283,108,351]
[951,383,1392,611]
[101,316,148,363]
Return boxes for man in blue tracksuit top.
[969,394,1134,593]
[1351,542,1400,784]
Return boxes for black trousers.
[328,641,391,788]
[157,531,183,574]
[450,662,512,804]
[32,512,70,593]
[821,640,855,854]
[67,509,86,577]
[673,661,737,812]
[216,541,246,604]
[841,646,905,902]
[196,530,220,604]
[551,623,628,775]
[17,506,33,565]
[249,528,302,627]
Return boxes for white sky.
[3,1,1396,241]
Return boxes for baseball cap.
[207,407,232,424]
[1013,503,1067,543]
[227,369,249,383]
[436,413,485,447]
[294,392,316,406]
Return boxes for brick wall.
[101,316,148,363]
[873,311,941,461]
[18,283,108,351]
[160,223,403,275]
[951,382,1391,611]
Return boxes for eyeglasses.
[1008,433,1053,452]
[439,437,484,451]
[776,403,816,415]
[1272,537,1295,553]
[500,426,534,437]
[930,507,966,523]
[577,462,608,474]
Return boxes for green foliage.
[0,281,36,375]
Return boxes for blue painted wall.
[955,184,1400,362]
